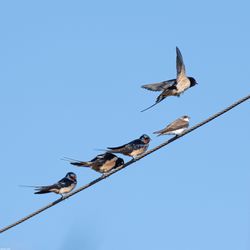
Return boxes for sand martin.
[141,47,197,112]
[153,115,190,136]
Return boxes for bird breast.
[177,77,190,93]
[129,146,148,157]
[97,159,117,173]
[58,183,76,194]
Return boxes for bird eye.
[70,174,76,179]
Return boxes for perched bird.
[107,134,151,158]
[141,47,198,112]
[22,172,77,198]
[153,115,190,136]
[68,152,124,173]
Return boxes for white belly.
[167,128,186,135]
[129,146,148,157]
[58,183,76,194]
[177,78,190,93]
[98,159,116,173]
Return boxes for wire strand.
[1,94,249,234]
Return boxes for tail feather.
[19,184,40,188]
[20,184,55,194]
[107,146,125,153]
[70,161,92,167]
[107,146,121,151]
[141,102,159,112]
[61,157,82,162]
[62,157,92,167]
[34,188,51,194]
[156,92,168,103]
[141,89,173,112]
[34,185,53,194]
[93,148,107,152]
[153,131,163,136]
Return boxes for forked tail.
[141,102,159,112]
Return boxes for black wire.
[1,94,249,234]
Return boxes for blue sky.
[1,1,250,249]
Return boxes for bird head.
[140,134,151,144]
[66,172,77,182]
[182,115,190,122]
[116,157,125,167]
[188,77,198,87]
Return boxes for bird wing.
[141,80,176,92]
[57,177,74,187]
[95,153,115,161]
[107,139,143,154]
[62,157,92,167]
[70,153,107,167]
[70,161,91,167]
[34,183,62,194]
[107,143,132,154]
[176,47,186,80]
[92,153,114,167]
[71,153,116,167]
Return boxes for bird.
[67,152,124,174]
[107,134,151,158]
[153,115,190,136]
[141,47,198,112]
[21,172,77,198]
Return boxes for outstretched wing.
[176,47,186,80]
[141,80,175,92]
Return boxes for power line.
[1,94,249,234]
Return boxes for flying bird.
[107,134,151,158]
[22,172,77,198]
[141,47,198,112]
[67,153,124,173]
[153,115,190,136]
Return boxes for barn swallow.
[153,115,190,136]
[67,153,124,173]
[141,47,198,112]
[22,172,77,198]
[107,134,151,158]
